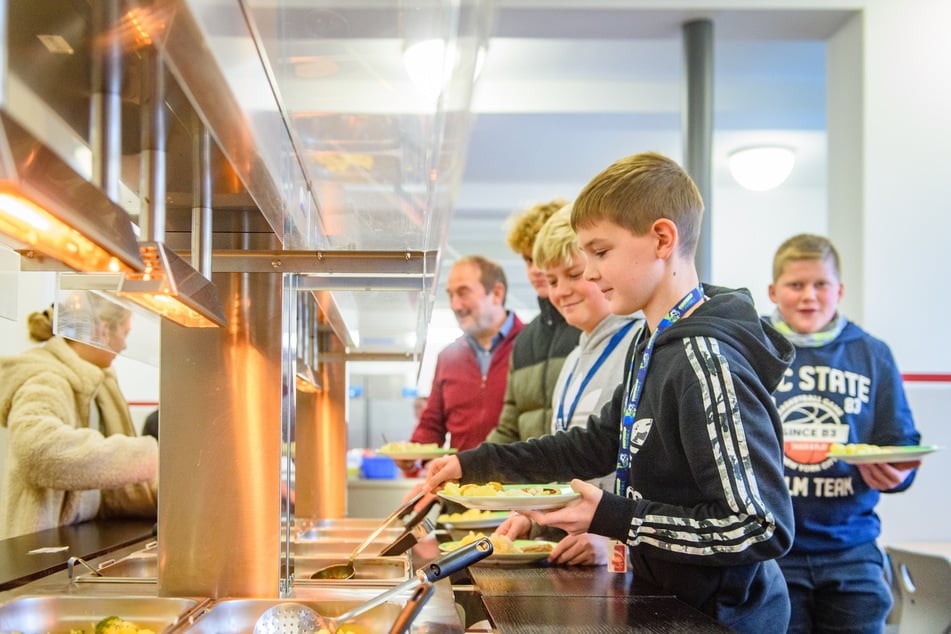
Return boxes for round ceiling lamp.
[727,146,796,191]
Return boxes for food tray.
[0,596,203,634]
[294,556,410,586]
[180,596,404,633]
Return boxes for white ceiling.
[442,3,852,318]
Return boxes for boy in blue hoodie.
[767,233,921,634]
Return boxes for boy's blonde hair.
[772,233,841,282]
[506,197,569,256]
[532,204,579,270]
[570,152,703,257]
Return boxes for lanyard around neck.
[555,320,636,432]
[614,286,705,497]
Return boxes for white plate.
[439,540,556,564]
[438,512,511,530]
[376,448,458,461]
[827,445,940,465]
[437,484,580,511]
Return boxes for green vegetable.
[94,616,122,634]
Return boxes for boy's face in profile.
[577,219,657,316]
[769,257,843,334]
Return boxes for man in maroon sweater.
[400,255,523,472]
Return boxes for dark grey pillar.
[682,19,713,283]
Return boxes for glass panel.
[54,273,161,367]
[0,247,18,321]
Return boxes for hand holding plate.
[856,461,919,491]
[525,478,600,536]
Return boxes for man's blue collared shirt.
[466,311,515,376]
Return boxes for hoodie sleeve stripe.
[625,336,777,555]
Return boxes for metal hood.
[0,0,143,273]
[118,241,227,328]
[0,104,144,273]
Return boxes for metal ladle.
[311,489,427,580]
[254,537,492,634]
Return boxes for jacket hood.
[0,336,103,428]
[579,313,642,354]
[662,285,795,392]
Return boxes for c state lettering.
[785,476,855,498]
[776,365,871,403]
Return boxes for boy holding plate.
[420,152,796,633]
[767,233,921,633]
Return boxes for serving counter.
[0,519,154,592]
[1,520,732,633]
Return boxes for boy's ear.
[651,218,678,259]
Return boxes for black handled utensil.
[254,537,492,634]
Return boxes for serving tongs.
[311,490,438,580]
[255,537,492,633]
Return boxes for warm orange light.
[0,189,130,273]
[120,290,221,328]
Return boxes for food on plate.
[827,443,888,455]
[438,508,506,523]
[94,616,156,634]
[456,531,555,555]
[378,441,440,453]
[442,481,559,498]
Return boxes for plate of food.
[376,441,458,461]
[437,508,511,530]
[437,481,580,511]
[826,443,941,465]
[439,532,556,564]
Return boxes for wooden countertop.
[0,519,154,591]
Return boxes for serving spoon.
[311,489,426,580]
[254,537,491,633]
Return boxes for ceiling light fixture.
[403,39,485,103]
[727,146,796,192]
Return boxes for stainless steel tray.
[293,538,394,557]
[297,526,405,541]
[294,556,410,586]
[0,596,203,633]
[181,596,405,633]
[75,543,159,583]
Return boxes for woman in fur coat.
[0,298,157,539]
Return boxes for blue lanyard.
[615,287,705,497]
[555,320,636,432]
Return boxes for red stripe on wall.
[902,374,951,383]
[128,401,160,407]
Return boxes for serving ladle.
[311,489,427,580]
[254,537,492,634]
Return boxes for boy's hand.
[548,532,611,566]
[495,513,531,540]
[422,455,462,491]
[525,479,601,535]
[856,461,920,491]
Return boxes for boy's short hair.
[532,204,579,271]
[772,233,841,282]
[570,152,704,257]
[506,197,570,256]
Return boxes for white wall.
[856,0,951,541]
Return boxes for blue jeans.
[778,541,893,634]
